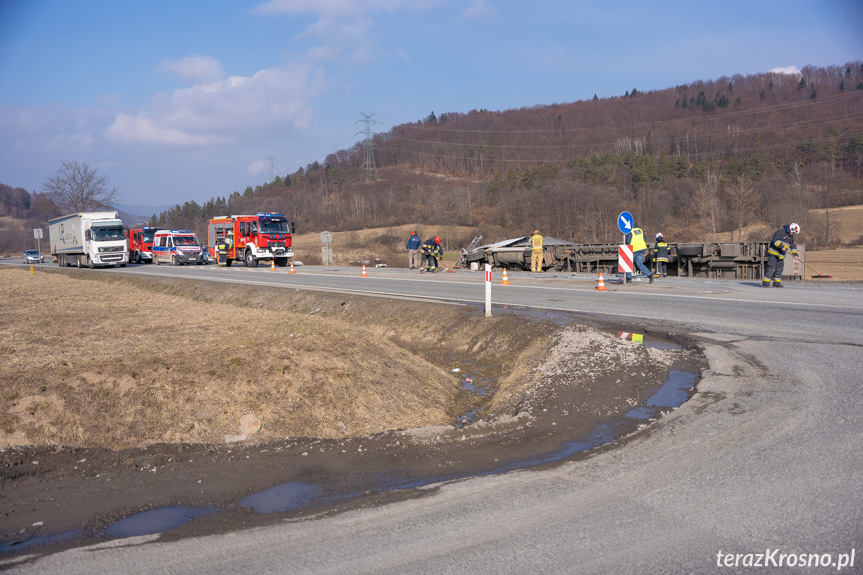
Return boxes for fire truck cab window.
[260,218,289,234]
[240,222,247,236]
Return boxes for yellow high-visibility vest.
[531,233,543,250]
[630,228,647,252]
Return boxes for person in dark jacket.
[763,223,800,287]
[405,231,421,269]
[653,233,669,278]
[421,236,443,272]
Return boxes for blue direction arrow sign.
[618,211,634,234]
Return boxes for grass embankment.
[0,268,553,449]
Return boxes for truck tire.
[172,255,181,266]
[275,257,288,267]
[154,255,160,265]
[225,259,233,267]
[244,251,258,267]
[88,257,95,269]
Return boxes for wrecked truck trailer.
[459,235,577,272]
[460,237,802,280]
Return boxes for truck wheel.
[225,259,233,267]
[57,255,63,267]
[172,255,180,266]
[88,257,95,269]
[154,255,160,265]
[275,257,288,267]
[244,251,257,267]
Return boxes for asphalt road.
[7,263,863,574]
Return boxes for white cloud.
[768,65,801,76]
[251,0,439,63]
[105,63,326,146]
[461,0,494,20]
[246,159,268,175]
[158,55,225,84]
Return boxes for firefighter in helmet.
[530,230,544,272]
[653,233,669,278]
[216,236,228,267]
[763,223,799,287]
[421,236,443,272]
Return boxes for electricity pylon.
[360,112,380,183]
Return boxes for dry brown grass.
[0,267,555,450]
[803,247,863,281]
[290,224,479,267]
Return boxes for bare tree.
[693,170,721,242]
[42,160,120,213]
[727,175,757,241]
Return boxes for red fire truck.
[207,213,295,267]
[127,226,161,264]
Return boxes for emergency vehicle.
[127,226,161,263]
[152,229,208,265]
[207,213,294,267]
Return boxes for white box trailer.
[49,211,129,268]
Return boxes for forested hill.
[155,62,862,247]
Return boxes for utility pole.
[359,112,380,183]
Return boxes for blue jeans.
[626,250,652,279]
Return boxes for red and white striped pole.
[618,244,634,285]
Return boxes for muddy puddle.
[0,303,704,556]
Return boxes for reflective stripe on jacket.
[654,241,669,262]
[767,228,798,258]
[530,233,543,250]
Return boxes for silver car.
[23,249,44,264]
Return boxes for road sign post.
[617,213,634,284]
[320,231,333,268]
[485,264,492,317]
[33,228,43,264]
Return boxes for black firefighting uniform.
[653,239,669,277]
[763,227,798,286]
[217,239,228,266]
[420,239,442,272]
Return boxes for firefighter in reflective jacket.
[653,233,669,278]
[530,230,544,272]
[763,223,799,287]
[216,238,228,267]
[421,236,443,272]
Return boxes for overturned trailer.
[459,236,805,280]
[459,235,576,272]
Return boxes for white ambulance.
[151,230,208,265]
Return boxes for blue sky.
[1,0,861,209]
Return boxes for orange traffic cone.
[361,264,368,277]
[270,258,277,271]
[595,272,608,291]
[500,268,511,285]
[289,261,295,273]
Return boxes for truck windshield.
[92,227,125,241]
[259,219,290,234]
[174,236,199,246]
